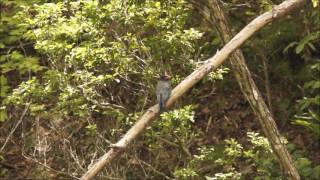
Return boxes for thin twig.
[22,154,80,179]
[156,135,179,148]
[260,52,273,114]
[0,104,30,152]
[173,134,192,157]
[136,157,171,179]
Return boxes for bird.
[156,73,172,112]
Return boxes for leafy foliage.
[1,0,207,178]
[0,0,45,121]
[289,6,320,138]
[2,0,204,123]
[0,0,319,179]
[146,105,198,163]
[175,132,320,180]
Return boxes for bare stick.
[0,104,30,152]
[80,0,305,179]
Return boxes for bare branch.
[80,0,305,179]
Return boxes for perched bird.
[156,73,172,111]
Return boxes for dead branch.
[80,0,305,179]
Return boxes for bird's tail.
[159,102,164,112]
[159,94,164,112]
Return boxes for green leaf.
[295,32,320,54]
[311,0,319,7]
[0,109,8,122]
[155,2,161,8]
[0,75,9,98]
[309,110,320,121]
[283,42,298,54]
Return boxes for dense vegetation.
[0,0,319,179]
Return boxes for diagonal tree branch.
[80,0,305,179]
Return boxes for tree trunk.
[80,0,305,179]
[205,0,300,179]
